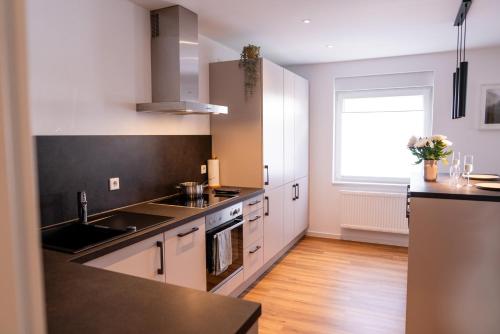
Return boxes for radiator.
[340,190,409,234]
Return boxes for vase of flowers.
[407,135,453,182]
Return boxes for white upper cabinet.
[293,74,309,179]
[163,218,206,291]
[283,69,295,185]
[210,59,308,190]
[262,59,284,190]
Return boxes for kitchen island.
[406,176,500,334]
[43,187,264,334]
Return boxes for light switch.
[201,164,207,174]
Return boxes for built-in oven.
[205,202,244,292]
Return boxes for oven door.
[206,216,244,292]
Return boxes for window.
[334,87,432,184]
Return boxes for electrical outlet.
[109,177,120,191]
[201,164,207,174]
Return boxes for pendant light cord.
[456,24,459,67]
[464,13,467,60]
[459,19,463,63]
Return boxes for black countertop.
[410,175,500,202]
[43,187,264,334]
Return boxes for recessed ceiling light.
[326,44,334,48]
[302,19,311,24]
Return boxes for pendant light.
[452,0,472,119]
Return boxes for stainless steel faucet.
[77,191,88,224]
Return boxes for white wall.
[289,47,500,244]
[26,0,239,136]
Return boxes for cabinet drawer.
[244,238,264,281]
[243,210,264,249]
[213,269,244,296]
[243,195,264,216]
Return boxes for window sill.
[332,180,409,188]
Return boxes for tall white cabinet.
[210,58,309,266]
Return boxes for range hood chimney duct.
[136,5,228,115]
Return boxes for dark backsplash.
[36,135,211,228]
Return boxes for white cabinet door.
[283,69,295,185]
[294,176,309,236]
[244,238,264,280]
[283,181,296,245]
[263,186,284,263]
[164,218,206,291]
[262,59,284,190]
[294,74,309,179]
[85,234,165,283]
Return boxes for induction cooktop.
[153,192,237,208]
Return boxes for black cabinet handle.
[296,183,300,199]
[264,196,270,216]
[292,184,297,201]
[156,241,164,275]
[249,245,261,254]
[406,184,411,226]
[177,227,199,238]
[264,165,269,186]
[249,215,261,222]
[249,200,261,206]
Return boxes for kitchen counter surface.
[43,186,264,334]
[410,175,500,202]
[63,187,265,263]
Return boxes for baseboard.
[306,231,341,239]
[341,228,409,247]
[306,229,408,247]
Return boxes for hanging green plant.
[239,44,260,99]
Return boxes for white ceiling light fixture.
[302,19,311,24]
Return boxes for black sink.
[42,223,129,254]
[42,211,173,254]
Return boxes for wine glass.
[463,155,474,187]
[449,152,461,187]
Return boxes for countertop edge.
[409,175,500,203]
[410,190,500,202]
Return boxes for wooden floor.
[242,237,408,334]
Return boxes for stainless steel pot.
[177,181,207,199]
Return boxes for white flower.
[407,136,417,148]
[415,138,428,148]
[442,139,453,147]
[431,134,447,141]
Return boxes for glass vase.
[424,160,438,182]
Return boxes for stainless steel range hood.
[136,5,228,115]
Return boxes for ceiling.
[131,0,500,65]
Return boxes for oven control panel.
[206,202,243,230]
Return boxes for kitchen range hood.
[136,5,228,115]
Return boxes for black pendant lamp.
[452,0,472,119]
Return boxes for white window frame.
[333,86,433,184]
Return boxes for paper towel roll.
[208,158,220,188]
